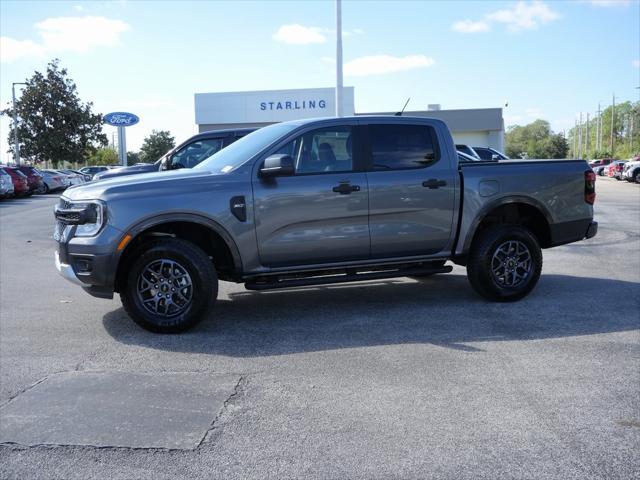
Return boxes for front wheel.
[466,225,542,302]
[120,238,218,333]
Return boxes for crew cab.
[93,128,255,181]
[54,116,597,333]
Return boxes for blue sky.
[1,0,638,161]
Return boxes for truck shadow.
[102,274,640,356]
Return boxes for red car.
[16,166,44,193]
[1,167,30,196]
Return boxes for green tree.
[88,147,118,166]
[505,119,568,159]
[1,59,107,166]
[127,151,141,164]
[567,100,640,159]
[139,130,175,163]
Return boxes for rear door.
[365,122,457,258]
[252,123,370,267]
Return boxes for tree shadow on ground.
[103,273,640,356]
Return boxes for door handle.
[332,182,361,194]
[422,179,447,189]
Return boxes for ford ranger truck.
[53,117,598,333]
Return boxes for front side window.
[169,138,225,169]
[371,124,438,170]
[275,126,353,174]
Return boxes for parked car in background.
[590,158,613,176]
[455,144,481,159]
[16,166,44,194]
[473,147,510,160]
[610,160,628,180]
[621,157,640,183]
[457,151,481,163]
[2,167,30,196]
[58,169,86,186]
[79,166,109,179]
[93,128,256,182]
[0,168,15,198]
[41,169,69,192]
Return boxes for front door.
[366,123,457,258]
[252,125,370,268]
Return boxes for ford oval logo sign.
[103,112,139,127]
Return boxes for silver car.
[0,168,15,198]
[41,170,68,193]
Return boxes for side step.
[245,265,453,291]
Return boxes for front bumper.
[54,221,123,299]
[55,250,88,286]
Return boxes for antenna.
[395,97,410,116]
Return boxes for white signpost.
[103,112,140,166]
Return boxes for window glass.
[371,125,437,170]
[275,126,353,174]
[170,138,225,169]
[473,148,493,160]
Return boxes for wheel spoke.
[137,258,193,317]
[490,240,532,288]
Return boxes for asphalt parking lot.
[0,178,638,479]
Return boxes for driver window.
[275,126,353,174]
[170,138,225,169]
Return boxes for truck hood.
[63,169,222,201]
[96,163,157,179]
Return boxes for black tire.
[466,225,542,302]
[43,183,50,194]
[120,238,217,333]
[634,171,640,184]
[409,261,446,279]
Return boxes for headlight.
[54,200,106,237]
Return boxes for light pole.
[11,82,27,166]
[335,0,344,117]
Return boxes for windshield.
[194,123,297,174]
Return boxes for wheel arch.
[113,213,243,292]
[461,196,553,256]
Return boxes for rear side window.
[370,124,438,170]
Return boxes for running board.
[245,265,453,291]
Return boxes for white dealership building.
[194,87,504,151]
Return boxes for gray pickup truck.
[54,116,597,333]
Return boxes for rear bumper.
[549,219,597,247]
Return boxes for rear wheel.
[120,238,217,333]
[635,171,640,184]
[466,225,542,302]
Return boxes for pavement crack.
[197,374,248,448]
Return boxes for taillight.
[585,170,596,205]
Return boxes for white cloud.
[273,24,326,44]
[73,5,85,11]
[35,16,130,53]
[344,54,434,77]
[452,1,559,34]
[1,15,130,62]
[486,1,559,31]
[0,37,46,62]
[590,0,631,6]
[451,20,491,33]
[633,59,640,68]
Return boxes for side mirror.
[260,154,294,177]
